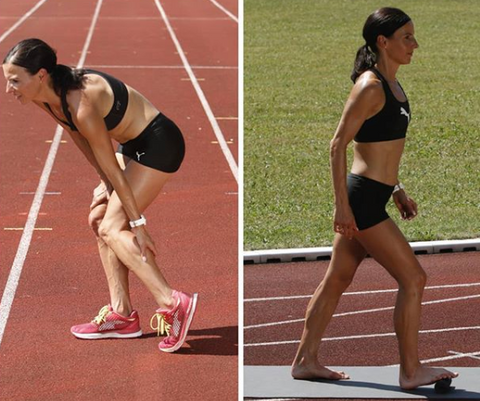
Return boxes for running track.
[0,0,238,400]
[244,252,480,400]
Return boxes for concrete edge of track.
[244,366,480,399]
[243,238,480,264]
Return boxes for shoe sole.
[71,329,143,340]
[159,293,198,353]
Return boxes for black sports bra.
[354,68,410,143]
[44,69,129,132]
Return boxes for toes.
[330,371,349,380]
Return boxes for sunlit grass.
[244,0,480,250]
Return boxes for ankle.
[401,362,421,379]
[158,289,176,310]
[111,302,132,317]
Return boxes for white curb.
[244,238,480,264]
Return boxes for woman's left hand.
[393,190,418,220]
[132,226,157,262]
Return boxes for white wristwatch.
[129,215,146,228]
[393,183,405,194]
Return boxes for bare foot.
[292,359,349,380]
[400,365,458,390]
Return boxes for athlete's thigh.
[355,218,423,283]
[325,234,367,281]
[103,161,172,226]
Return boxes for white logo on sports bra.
[136,151,146,161]
[400,107,410,122]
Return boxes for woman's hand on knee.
[90,182,110,211]
[132,226,157,262]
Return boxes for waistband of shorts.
[348,173,395,191]
[120,112,164,146]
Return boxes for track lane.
[0,0,99,325]
[244,252,480,369]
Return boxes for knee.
[88,206,106,237]
[400,266,427,294]
[323,273,354,296]
[98,219,117,245]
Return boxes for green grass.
[244,0,480,250]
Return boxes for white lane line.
[245,282,480,303]
[386,350,480,366]
[19,192,61,195]
[77,0,103,69]
[245,326,480,347]
[245,293,480,330]
[0,0,48,44]
[207,0,238,23]
[86,64,237,70]
[0,126,62,346]
[154,0,238,184]
[0,16,231,21]
[448,350,480,361]
[0,0,104,349]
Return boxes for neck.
[35,76,61,106]
[375,59,400,83]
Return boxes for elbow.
[329,138,344,159]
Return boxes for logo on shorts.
[136,151,146,161]
[400,107,410,122]
[116,100,122,111]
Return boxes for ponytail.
[50,64,85,96]
[351,44,376,83]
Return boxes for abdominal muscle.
[351,138,405,185]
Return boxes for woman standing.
[291,8,458,389]
[3,38,197,353]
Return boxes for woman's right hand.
[90,181,110,210]
[333,205,359,239]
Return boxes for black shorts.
[116,113,185,173]
[347,173,394,230]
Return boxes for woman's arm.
[71,106,139,221]
[67,130,111,188]
[68,91,155,259]
[33,100,111,189]
[329,76,384,238]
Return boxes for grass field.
[244,0,480,250]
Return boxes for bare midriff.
[351,138,405,185]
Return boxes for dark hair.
[3,38,85,96]
[351,8,411,83]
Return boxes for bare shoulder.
[344,71,385,118]
[351,71,383,101]
[66,76,106,117]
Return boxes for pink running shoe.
[150,290,198,353]
[71,305,143,339]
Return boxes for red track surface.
[245,252,480,363]
[245,253,480,399]
[0,0,238,400]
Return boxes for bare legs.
[292,234,366,380]
[292,219,458,388]
[88,156,175,316]
[89,204,132,316]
